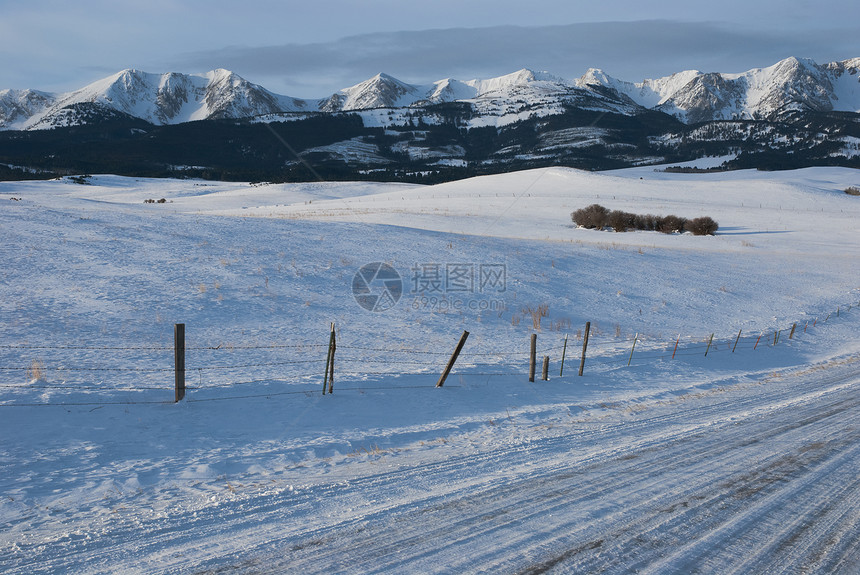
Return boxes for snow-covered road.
[221,356,860,574]
[9,353,855,574]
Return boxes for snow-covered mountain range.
[578,57,860,123]
[0,69,310,130]
[2,57,858,131]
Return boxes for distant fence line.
[0,298,857,408]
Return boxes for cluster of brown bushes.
[571,204,718,235]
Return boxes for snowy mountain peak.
[8,68,313,129]
[578,68,614,86]
[1,56,859,130]
[577,68,703,109]
[0,88,54,128]
[206,68,240,83]
[427,78,477,102]
[316,68,576,113]
[468,68,568,96]
[582,56,860,122]
[320,72,420,112]
[495,68,558,84]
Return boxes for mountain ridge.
[2,57,858,183]
[2,56,858,131]
[578,56,860,123]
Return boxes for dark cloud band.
[170,20,857,98]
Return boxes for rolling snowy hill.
[1,165,859,572]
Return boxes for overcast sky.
[1,0,857,97]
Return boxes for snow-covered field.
[2,165,859,573]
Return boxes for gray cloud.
[171,20,858,98]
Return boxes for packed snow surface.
[2,166,860,573]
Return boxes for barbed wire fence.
[0,298,857,408]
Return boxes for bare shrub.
[26,359,46,382]
[571,204,609,229]
[657,215,686,234]
[634,213,658,231]
[684,216,719,235]
[845,186,860,196]
[572,206,715,236]
[523,304,549,330]
[608,210,636,232]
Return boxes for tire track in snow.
[4,359,859,574]
[516,373,860,574]
[203,359,860,574]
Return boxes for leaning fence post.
[559,334,568,377]
[174,323,185,402]
[672,334,680,359]
[732,329,742,353]
[529,333,537,382]
[327,324,336,395]
[578,322,591,376]
[436,330,469,388]
[754,332,763,350]
[789,323,797,339]
[704,333,715,357]
[323,323,335,395]
[542,356,549,381]
[627,333,638,366]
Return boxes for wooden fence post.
[627,333,638,366]
[578,322,591,376]
[529,334,537,382]
[323,323,335,395]
[672,334,680,359]
[789,323,797,339]
[704,333,715,356]
[559,334,568,377]
[732,329,742,353]
[542,356,549,381]
[754,332,763,350]
[436,330,469,388]
[174,323,185,402]
[327,324,336,395]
